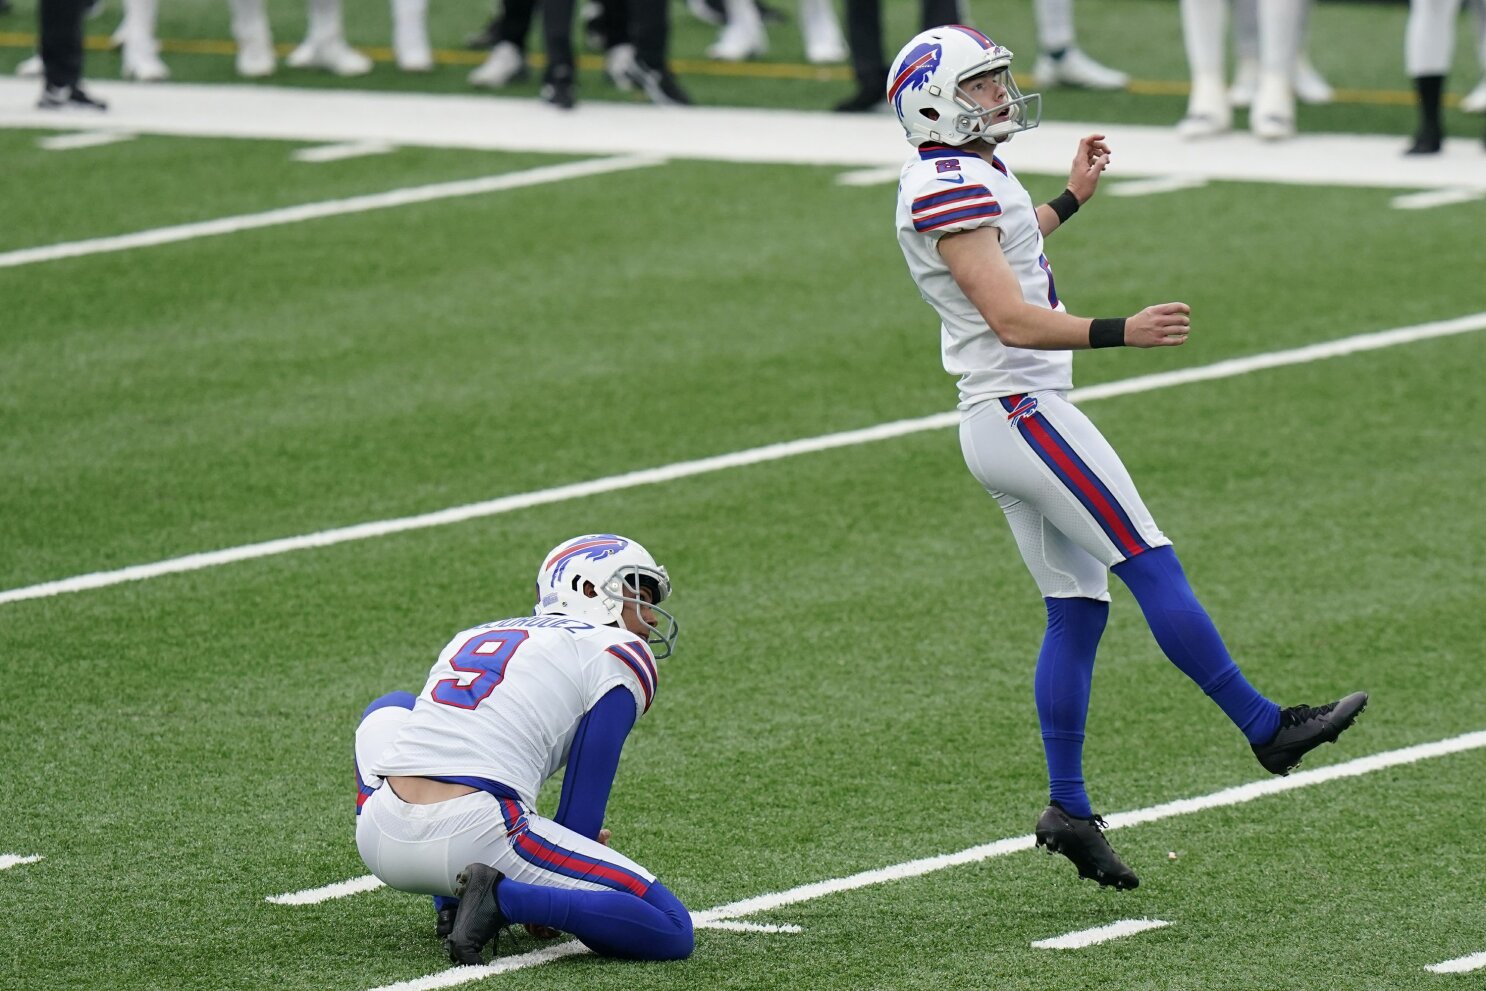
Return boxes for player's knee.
[642,882,694,960]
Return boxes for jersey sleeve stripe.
[611,640,659,690]
[912,184,993,211]
[913,203,1003,231]
[606,644,655,711]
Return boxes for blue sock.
[432,895,458,913]
[497,879,692,961]
[1112,546,1281,744]
[1036,597,1108,819]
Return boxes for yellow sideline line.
[0,30,1468,103]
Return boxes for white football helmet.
[535,533,679,659]
[888,25,1041,147]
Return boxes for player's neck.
[965,138,1000,161]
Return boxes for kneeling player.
[354,534,692,964]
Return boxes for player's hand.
[1124,303,1191,348]
[1067,133,1112,204]
[597,828,611,846]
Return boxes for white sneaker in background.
[122,44,170,80]
[16,53,43,77]
[1251,71,1295,140]
[603,42,637,90]
[236,41,275,76]
[706,21,766,61]
[1293,54,1333,105]
[798,0,845,64]
[1229,57,1258,107]
[468,41,527,87]
[1177,75,1231,139]
[1033,48,1129,90]
[1459,77,1486,113]
[287,38,373,75]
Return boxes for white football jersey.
[895,144,1073,408]
[370,615,659,807]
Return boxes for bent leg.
[1112,545,1279,744]
[499,880,692,960]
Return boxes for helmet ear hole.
[919,108,940,120]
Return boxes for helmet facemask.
[604,564,679,660]
[951,65,1041,145]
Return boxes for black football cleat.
[435,905,458,940]
[1252,691,1368,775]
[444,864,507,965]
[1035,801,1140,890]
[37,84,108,111]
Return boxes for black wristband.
[1047,188,1081,224]
[1089,317,1127,349]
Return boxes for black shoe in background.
[435,906,458,940]
[1035,801,1140,890]
[541,77,577,109]
[1405,127,1443,154]
[1252,692,1368,775]
[38,84,108,111]
[626,59,691,106]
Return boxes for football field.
[4,1,1486,987]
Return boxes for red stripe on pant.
[1021,415,1147,557]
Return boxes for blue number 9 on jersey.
[432,629,530,709]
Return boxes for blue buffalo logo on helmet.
[546,534,630,585]
[889,42,943,116]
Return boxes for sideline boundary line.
[348,729,1486,991]
[0,155,663,270]
[4,310,1484,608]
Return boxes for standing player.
[354,534,693,963]
[887,26,1367,889]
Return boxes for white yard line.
[0,854,44,871]
[1427,952,1486,974]
[37,130,136,151]
[0,154,663,270]
[3,310,1483,609]
[1031,918,1171,949]
[292,140,398,163]
[1107,175,1208,198]
[695,920,803,934]
[266,874,386,905]
[1390,188,1486,210]
[834,166,902,186]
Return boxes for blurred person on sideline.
[1406,0,1486,152]
[834,0,961,112]
[228,0,372,77]
[36,0,107,109]
[1227,0,1332,108]
[1178,0,1310,140]
[467,0,690,105]
[702,0,846,64]
[1030,0,1128,91]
